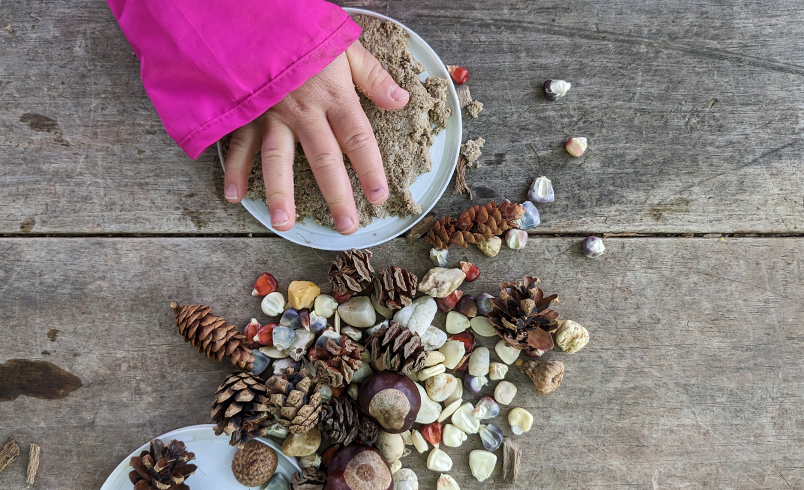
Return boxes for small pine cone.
[318,396,360,446]
[373,266,418,310]
[265,367,323,434]
[171,303,254,370]
[129,438,197,490]
[364,322,427,375]
[424,201,526,251]
[211,371,271,447]
[357,415,378,446]
[291,468,327,490]
[424,217,455,249]
[515,358,565,395]
[328,249,375,296]
[489,276,559,356]
[309,336,363,388]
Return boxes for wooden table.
[1,1,803,488]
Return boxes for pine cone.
[291,468,327,490]
[364,322,427,375]
[423,201,525,250]
[265,367,323,434]
[309,336,363,388]
[488,276,559,356]
[373,266,418,310]
[328,249,375,296]
[129,439,197,490]
[171,303,254,370]
[318,396,360,446]
[357,415,378,446]
[211,371,271,447]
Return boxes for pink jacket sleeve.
[106,0,361,159]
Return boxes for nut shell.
[231,440,278,487]
[326,445,393,490]
[358,372,421,433]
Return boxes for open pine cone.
[328,249,375,296]
[309,336,363,388]
[129,439,197,490]
[318,395,360,446]
[171,303,254,370]
[424,201,525,249]
[265,367,323,434]
[488,276,559,356]
[373,266,418,310]
[364,322,426,375]
[357,415,379,446]
[211,371,271,447]
[291,468,327,490]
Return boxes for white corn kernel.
[438,399,462,423]
[468,347,490,377]
[494,340,520,365]
[494,380,517,405]
[469,450,497,482]
[426,448,453,472]
[437,474,460,490]
[489,362,508,380]
[470,316,496,337]
[508,407,533,435]
[451,402,480,434]
[441,424,467,447]
[445,311,470,334]
[418,363,446,381]
[439,340,466,370]
[411,430,428,454]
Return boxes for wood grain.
[1,1,803,234]
[0,237,802,489]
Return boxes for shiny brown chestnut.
[325,445,393,490]
[357,372,421,433]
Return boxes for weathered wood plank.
[0,237,802,489]
[1,1,804,234]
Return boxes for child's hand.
[223,41,410,235]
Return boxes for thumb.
[346,42,409,110]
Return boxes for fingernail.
[336,217,356,234]
[271,209,289,227]
[390,86,409,102]
[225,184,238,200]
[369,186,387,204]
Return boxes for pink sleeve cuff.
[107,0,362,159]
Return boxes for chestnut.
[326,445,393,490]
[357,371,421,434]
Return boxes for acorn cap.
[231,440,277,487]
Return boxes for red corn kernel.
[460,262,480,282]
[450,331,476,353]
[252,272,278,296]
[448,65,469,85]
[332,290,354,304]
[420,422,443,446]
[255,323,277,346]
[244,319,261,348]
[436,290,464,312]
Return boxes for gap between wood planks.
[2,232,804,239]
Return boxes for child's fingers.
[346,41,409,111]
[327,97,388,206]
[224,123,261,203]
[292,117,360,235]
[261,116,296,231]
